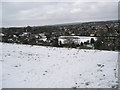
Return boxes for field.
[0,43,118,88]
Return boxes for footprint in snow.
[85,82,90,86]
[43,71,48,75]
[72,86,77,89]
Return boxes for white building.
[58,36,97,45]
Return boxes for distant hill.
[45,19,118,27]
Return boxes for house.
[0,33,5,36]
[58,36,81,45]
[58,36,97,45]
[38,33,47,42]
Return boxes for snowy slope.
[0,61,1,89]
[1,43,118,88]
[0,43,2,89]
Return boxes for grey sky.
[2,2,118,27]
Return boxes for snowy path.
[1,43,119,88]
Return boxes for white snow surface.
[0,61,1,89]
[1,43,118,88]
[0,43,2,89]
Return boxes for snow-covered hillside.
[1,43,118,88]
[0,43,2,89]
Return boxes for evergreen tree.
[94,40,102,49]
[90,38,95,44]
[80,42,83,46]
[59,41,63,47]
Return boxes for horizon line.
[1,19,119,28]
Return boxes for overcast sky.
[2,2,118,27]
